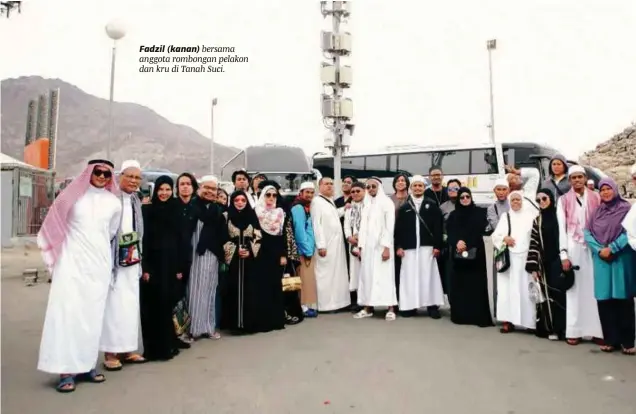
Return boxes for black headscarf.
[227,190,260,231]
[143,175,180,246]
[447,187,489,245]
[536,187,559,261]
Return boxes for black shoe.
[177,339,191,349]
[428,306,441,319]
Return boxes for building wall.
[1,170,14,247]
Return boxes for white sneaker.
[353,309,373,319]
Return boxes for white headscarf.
[359,177,394,248]
[492,190,537,252]
[255,185,285,236]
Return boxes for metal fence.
[11,168,55,237]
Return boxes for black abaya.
[446,188,493,327]
[140,177,188,360]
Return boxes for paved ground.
[2,247,636,414]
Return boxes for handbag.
[454,247,477,260]
[494,213,512,273]
[528,280,546,304]
[172,298,191,336]
[282,262,302,292]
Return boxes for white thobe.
[100,192,141,353]
[357,194,398,307]
[399,197,444,310]
[492,207,538,329]
[310,195,351,311]
[556,193,603,339]
[38,186,121,374]
[343,203,363,291]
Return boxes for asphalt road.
[2,272,636,414]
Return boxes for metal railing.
[12,168,55,237]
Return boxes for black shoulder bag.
[494,213,512,273]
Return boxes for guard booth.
[1,153,55,247]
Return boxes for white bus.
[312,142,607,205]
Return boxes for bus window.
[397,152,432,175]
[389,155,398,171]
[364,155,389,177]
[341,155,366,176]
[430,150,470,175]
[470,148,498,174]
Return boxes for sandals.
[353,309,373,319]
[600,345,615,353]
[209,331,222,340]
[621,347,635,356]
[122,353,147,364]
[76,369,106,383]
[499,323,514,334]
[56,376,76,393]
[566,338,581,346]
[385,311,396,321]
[102,358,123,371]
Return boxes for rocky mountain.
[579,124,636,196]
[1,76,239,177]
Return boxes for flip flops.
[56,376,76,393]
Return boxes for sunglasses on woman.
[536,196,549,203]
[93,168,112,179]
[459,194,471,200]
[265,193,277,198]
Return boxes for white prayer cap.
[631,162,636,177]
[300,181,315,191]
[120,159,141,171]
[568,165,586,177]
[493,178,509,189]
[200,175,218,184]
[587,179,594,185]
[410,175,426,186]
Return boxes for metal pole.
[210,98,217,174]
[332,8,342,197]
[107,42,117,161]
[487,46,495,146]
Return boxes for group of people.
[35,156,636,394]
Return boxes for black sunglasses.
[536,196,549,203]
[350,189,362,194]
[265,193,277,198]
[366,184,377,189]
[459,194,471,200]
[93,169,112,179]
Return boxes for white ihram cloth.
[100,192,141,353]
[357,185,398,307]
[492,193,539,329]
[399,196,445,310]
[556,193,603,339]
[38,187,121,374]
[344,200,365,291]
[310,195,351,311]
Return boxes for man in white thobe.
[310,177,351,312]
[37,159,122,393]
[492,191,539,331]
[395,175,445,319]
[556,165,603,344]
[354,177,399,321]
[100,160,146,370]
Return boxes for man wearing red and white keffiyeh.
[37,159,122,393]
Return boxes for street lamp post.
[210,97,218,174]
[105,20,126,161]
[486,39,497,146]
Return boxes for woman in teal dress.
[584,178,635,355]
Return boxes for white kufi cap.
[410,175,426,185]
[494,178,509,189]
[568,165,586,177]
[300,182,315,191]
[587,179,594,184]
[120,159,141,171]
[201,175,218,183]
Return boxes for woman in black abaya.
[140,175,188,360]
[446,187,494,327]
[525,188,566,340]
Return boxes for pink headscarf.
[561,187,600,244]
[38,161,119,270]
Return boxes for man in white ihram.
[310,177,351,312]
[354,177,399,321]
[101,160,147,370]
[37,159,122,393]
